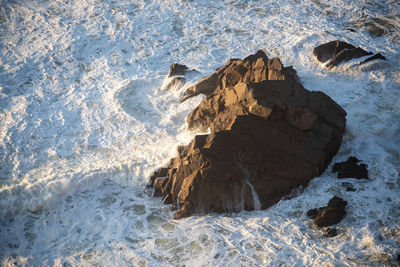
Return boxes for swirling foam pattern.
[0,0,399,265]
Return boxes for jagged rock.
[180,50,300,102]
[361,53,386,64]
[313,40,382,68]
[325,227,338,237]
[164,63,199,90]
[312,196,347,227]
[147,167,169,188]
[168,63,189,77]
[326,47,372,69]
[151,51,347,219]
[333,156,368,179]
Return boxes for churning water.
[1,0,400,265]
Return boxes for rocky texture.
[180,50,300,102]
[333,156,368,179]
[150,50,347,219]
[163,63,199,90]
[313,40,385,69]
[307,196,347,227]
[325,47,372,69]
[314,40,356,63]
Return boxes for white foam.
[0,0,399,265]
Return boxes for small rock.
[313,40,381,69]
[326,47,372,69]
[361,53,386,64]
[164,63,199,91]
[341,182,355,191]
[365,22,386,37]
[313,40,355,63]
[311,196,347,227]
[168,63,189,77]
[332,156,368,179]
[325,227,338,237]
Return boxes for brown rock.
[180,50,300,102]
[326,47,372,69]
[164,63,199,91]
[361,53,386,64]
[151,51,347,218]
[168,63,189,77]
[313,40,356,63]
[313,196,347,227]
[147,167,169,188]
[314,40,375,68]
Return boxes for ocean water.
[1,0,400,265]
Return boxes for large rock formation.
[150,50,347,219]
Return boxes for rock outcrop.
[150,50,347,219]
[307,196,347,227]
[313,40,385,69]
[332,156,368,179]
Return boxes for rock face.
[151,50,347,219]
[307,196,347,227]
[313,40,385,68]
[333,156,368,179]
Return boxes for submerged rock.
[365,22,386,37]
[308,196,347,227]
[151,50,347,219]
[333,156,368,179]
[325,227,338,237]
[341,182,356,192]
[313,40,385,69]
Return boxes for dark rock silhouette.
[333,157,368,179]
[361,53,386,64]
[164,63,199,90]
[151,51,347,219]
[313,40,385,69]
[307,196,347,227]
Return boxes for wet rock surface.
[163,63,199,90]
[151,51,347,219]
[313,40,385,69]
[324,227,338,237]
[308,196,347,227]
[333,156,368,179]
